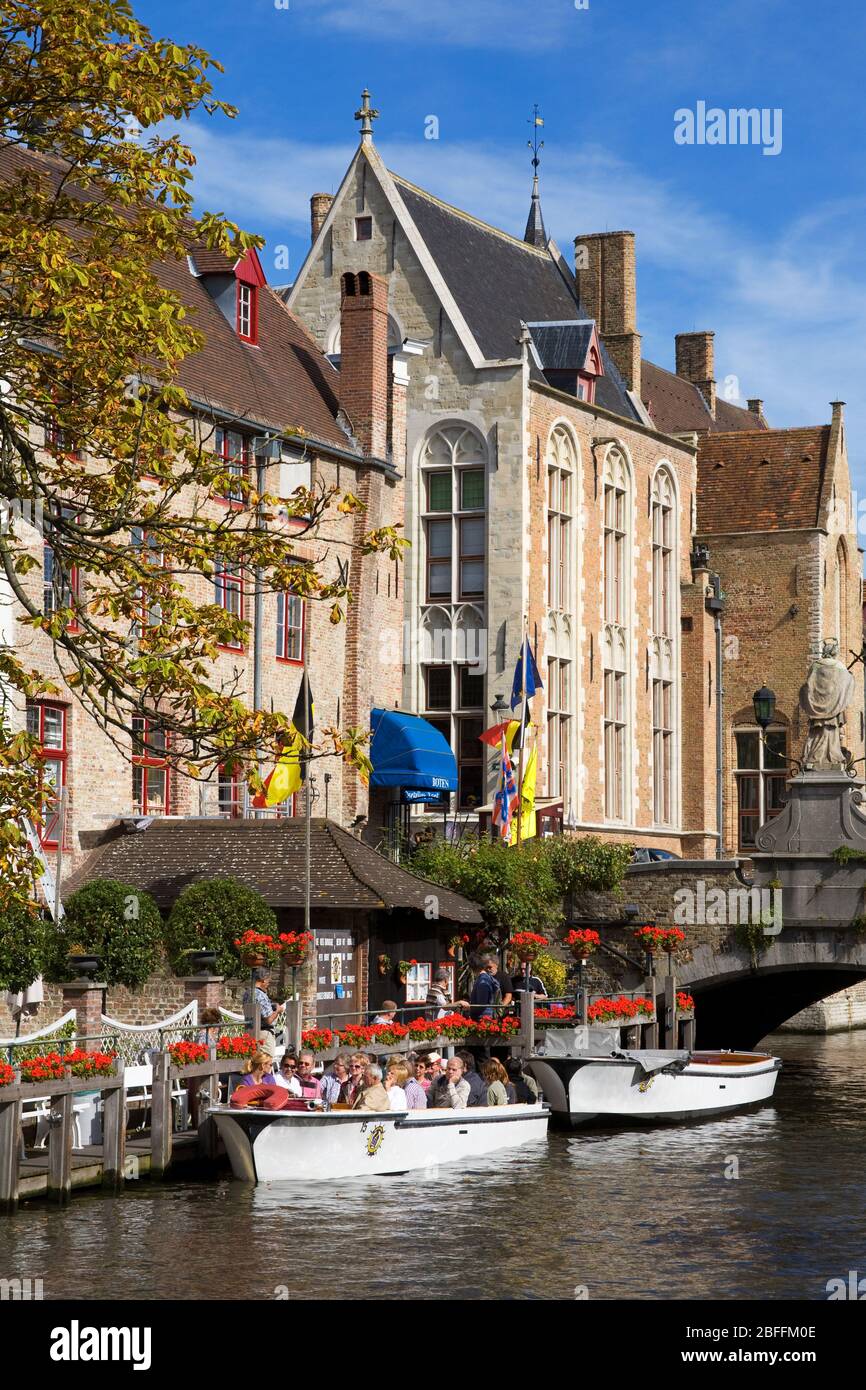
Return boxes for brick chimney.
[747,398,764,419]
[573,231,641,396]
[310,193,334,243]
[339,270,389,460]
[675,331,716,417]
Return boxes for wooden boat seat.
[690,1052,769,1066]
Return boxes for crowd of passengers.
[237,1047,540,1111]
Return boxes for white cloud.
[182,121,866,488]
[289,0,572,52]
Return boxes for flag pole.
[516,617,528,848]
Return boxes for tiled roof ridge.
[702,423,829,441]
[389,169,554,259]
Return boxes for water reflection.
[1,1031,864,1300]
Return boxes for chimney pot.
[675,331,716,418]
[339,269,390,459]
[573,230,640,395]
[310,193,335,244]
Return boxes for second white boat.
[212,1102,549,1182]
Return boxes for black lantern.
[753,685,776,730]
[490,692,509,720]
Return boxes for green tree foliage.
[165,877,277,977]
[50,878,162,987]
[0,902,46,993]
[0,0,403,909]
[412,835,633,942]
[538,836,633,897]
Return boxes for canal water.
[1,1031,865,1301]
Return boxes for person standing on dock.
[470,956,503,1020]
[243,969,282,1060]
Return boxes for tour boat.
[211,1102,549,1182]
[526,1033,781,1127]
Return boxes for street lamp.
[752,685,776,730]
[490,692,509,720]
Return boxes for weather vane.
[527,104,544,172]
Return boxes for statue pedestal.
[751,772,866,927]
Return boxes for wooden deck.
[16,1132,208,1200]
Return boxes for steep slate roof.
[67,818,483,922]
[641,360,764,436]
[0,143,353,453]
[527,321,596,371]
[697,426,830,533]
[390,174,640,422]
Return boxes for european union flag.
[510,638,542,711]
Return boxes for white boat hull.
[526,1052,781,1126]
[212,1104,549,1182]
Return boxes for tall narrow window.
[26,702,67,846]
[546,427,575,611]
[603,669,626,820]
[735,728,787,849]
[276,593,304,663]
[236,282,258,343]
[43,506,79,628]
[130,526,163,638]
[214,558,244,648]
[214,429,249,505]
[650,468,678,826]
[652,680,673,825]
[602,448,631,822]
[546,656,570,798]
[132,716,169,815]
[420,425,487,811]
[835,540,848,653]
[218,765,243,818]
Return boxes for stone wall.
[779,980,866,1033]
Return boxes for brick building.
[1,144,410,876]
[287,97,797,858]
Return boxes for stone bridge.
[576,771,866,1047]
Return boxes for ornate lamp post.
[752,685,776,730]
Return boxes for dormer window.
[237,281,257,343]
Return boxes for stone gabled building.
[287,98,782,857]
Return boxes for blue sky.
[138,0,866,509]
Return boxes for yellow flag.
[510,740,538,844]
[265,736,303,805]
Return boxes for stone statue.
[799,639,855,770]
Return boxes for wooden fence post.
[102,1069,126,1191]
[682,1017,696,1051]
[644,974,659,1048]
[663,977,677,1050]
[519,989,535,1058]
[150,1052,173,1179]
[47,1090,73,1204]
[0,1096,21,1215]
[285,1000,303,1054]
[197,1051,220,1162]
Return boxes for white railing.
[0,1008,77,1051]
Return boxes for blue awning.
[369,708,458,792]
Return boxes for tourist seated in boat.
[320,1052,352,1105]
[506,1057,539,1104]
[239,1050,277,1088]
[242,968,282,1060]
[481,1058,513,1106]
[351,1062,390,1111]
[456,1050,486,1106]
[396,1054,428,1109]
[340,1053,370,1106]
[372,999,399,1025]
[384,1061,409,1110]
[296,1051,323,1099]
[274,1053,302,1096]
[428,1056,470,1110]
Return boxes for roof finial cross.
[354,89,380,143]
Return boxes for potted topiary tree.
[48,880,163,989]
[165,878,279,978]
